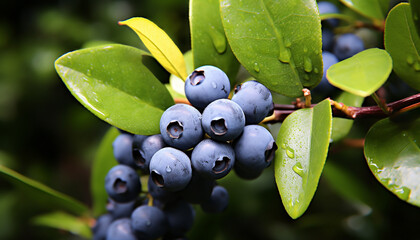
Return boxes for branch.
[264,93,420,123]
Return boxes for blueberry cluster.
[92,65,278,240]
[316,1,365,92]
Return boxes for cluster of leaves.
[1,0,420,238]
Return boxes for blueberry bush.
[1,0,420,239]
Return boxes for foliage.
[2,0,420,239]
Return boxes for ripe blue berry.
[131,205,168,240]
[149,147,192,192]
[160,104,203,150]
[333,33,365,60]
[318,1,340,27]
[106,218,137,240]
[106,198,136,220]
[133,134,166,172]
[234,125,277,179]
[92,214,113,240]
[231,80,273,124]
[200,185,229,213]
[164,200,195,238]
[147,176,180,205]
[105,165,141,203]
[112,134,136,168]
[191,139,235,179]
[202,99,245,142]
[185,65,230,109]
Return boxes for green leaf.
[220,0,323,97]
[274,99,332,219]
[190,0,239,82]
[385,3,420,91]
[32,211,92,239]
[409,0,420,35]
[169,50,194,97]
[0,165,88,215]
[119,17,188,80]
[331,92,364,142]
[55,44,174,135]
[339,0,385,20]
[91,127,119,217]
[327,48,392,97]
[323,162,375,207]
[364,117,420,206]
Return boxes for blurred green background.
[0,0,419,239]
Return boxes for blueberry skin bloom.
[234,125,278,179]
[200,185,229,213]
[333,33,365,60]
[133,134,166,172]
[160,104,203,150]
[131,205,168,240]
[202,99,245,142]
[92,214,113,240]
[185,65,230,109]
[112,134,136,169]
[191,139,235,179]
[149,147,192,192]
[106,218,137,240]
[106,198,136,220]
[105,165,141,203]
[231,80,273,124]
[164,200,195,238]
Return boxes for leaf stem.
[371,92,391,115]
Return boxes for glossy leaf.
[364,117,420,206]
[327,48,392,97]
[190,0,239,82]
[339,0,385,20]
[409,0,420,35]
[32,211,92,238]
[220,0,323,97]
[0,165,88,215]
[274,99,332,219]
[119,17,188,80]
[331,92,364,142]
[91,127,119,217]
[55,44,174,135]
[385,3,420,91]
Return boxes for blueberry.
[202,99,245,142]
[318,1,340,27]
[333,33,365,60]
[133,134,166,172]
[106,198,136,220]
[149,147,192,192]
[191,139,235,179]
[200,185,229,213]
[92,214,113,240]
[105,165,141,203]
[160,104,203,150]
[179,171,215,204]
[234,125,277,180]
[164,200,195,238]
[112,134,136,168]
[147,176,180,205]
[322,28,335,51]
[106,218,137,240]
[185,65,230,109]
[231,80,273,124]
[314,51,339,92]
[131,205,168,240]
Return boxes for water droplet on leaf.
[209,28,227,54]
[253,62,260,73]
[292,162,304,177]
